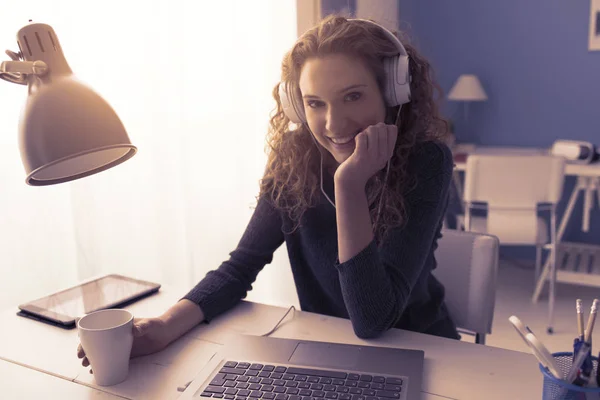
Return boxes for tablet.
[18,274,161,329]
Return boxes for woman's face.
[298,53,387,165]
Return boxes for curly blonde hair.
[260,15,450,242]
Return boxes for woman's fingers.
[77,344,84,358]
[354,131,368,157]
[365,123,396,164]
[378,129,387,160]
[77,342,92,373]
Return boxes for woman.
[78,15,459,367]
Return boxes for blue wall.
[398,1,600,148]
[398,1,600,250]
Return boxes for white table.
[0,286,543,400]
[452,146,600,301]
[0,357,121,399]
[452,145,600,233]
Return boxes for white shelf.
[545,241,600,288]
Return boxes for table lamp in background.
[448,74,487,143]
[0,21,136,185]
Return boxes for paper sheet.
[190,301,296,345]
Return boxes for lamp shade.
[19,77,137,185]
[448,74,488,101]
[1,22,137,185]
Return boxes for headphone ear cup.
[278,82,305,124]
[382,55,411,107]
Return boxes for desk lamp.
[448,74,487,121]
[0,21,136,185]
[448,74,487,143]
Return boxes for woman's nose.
[325,106,349,135]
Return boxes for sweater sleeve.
[182,196,284,322]
[335,141,453,338]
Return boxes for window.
[0,1,299,310]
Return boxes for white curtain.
[0,0,300,311]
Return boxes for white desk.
[0,357,121,399]
[0,288,543,400]
[452,145,600,233]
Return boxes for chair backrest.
[464,154,566,208]
[432,229,499,342]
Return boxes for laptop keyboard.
[199,360,406,400]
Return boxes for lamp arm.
[0,60,48,85]
[0,72,26,85]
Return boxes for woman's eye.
[306,100,324,108]
[345,92,361,102]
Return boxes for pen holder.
[540,352,600,400]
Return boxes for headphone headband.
[279,18,411,124]
[351,18,408,56]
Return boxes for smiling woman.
[0,1,298,310]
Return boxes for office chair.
[433,229,499,344]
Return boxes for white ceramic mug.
[77,309,134,386]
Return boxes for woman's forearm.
[159,299,206,344]
[335,181,374,263]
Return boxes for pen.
[566,341,591,384]
[577,299,585,342]
[572,299,599,387]
[597,351,600,387]
[585,299,599,344]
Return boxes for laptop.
[179,335,424,400]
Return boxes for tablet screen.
[19,274,161,326]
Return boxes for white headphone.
[278,18,412,124]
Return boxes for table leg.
[547,206,558,334]
[532,177,585,303]
[584,177,593,232]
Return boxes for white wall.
[355,0,399,31]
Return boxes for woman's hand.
[76,317,170,373]
[334,122,397,190]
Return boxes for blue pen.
[573,300,592,386]
[597,350,600,387]
[567,341,591,385]
[572,338,592,386]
